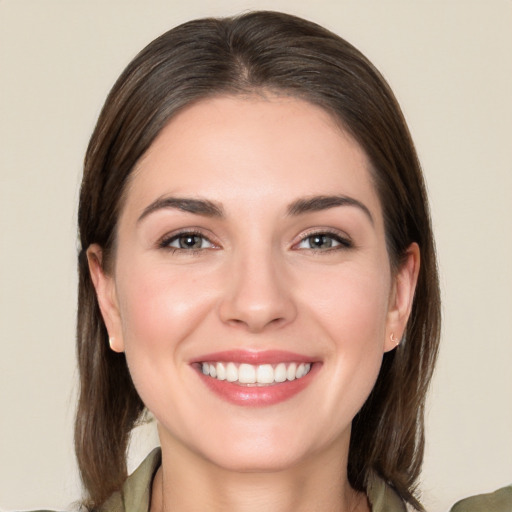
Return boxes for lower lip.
[197,364,319,407]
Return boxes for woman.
[76,11,440,512]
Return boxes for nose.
[218,249,297,333]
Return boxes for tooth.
[287,363,297,381]
[239,363,256,384]
[256,364,275,384]
[216,362,226,380]
[203,361,312,384]
[274,363,287,383]
[226,362,238,382]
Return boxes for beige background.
[1,1,511,510]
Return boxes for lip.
[191,350,321,407]
[191,349,315,365]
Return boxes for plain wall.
[1,1,511,510]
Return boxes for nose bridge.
[218,241,296,332]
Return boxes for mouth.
[199,361,312,386]
[192,350,319,406]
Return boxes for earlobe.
[86,244,125,353]
[384,242,420,352]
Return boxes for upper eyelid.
[291,229,354,250]
[158,228,218,248]
[294,228,352,242]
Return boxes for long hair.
[76,11,440,509]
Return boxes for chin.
[190,416,348,475]
[203,443,309,474]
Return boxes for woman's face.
[90,95,418,473]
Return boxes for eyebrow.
[137,194,373,224]
[137,196,224,222]
[287,195,374,224]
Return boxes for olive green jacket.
[450,484,512,512]
[100,448,406,512]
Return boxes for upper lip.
[191,350,317,365]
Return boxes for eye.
[296,232,352,251]
[160,231,216,251]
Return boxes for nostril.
[224,315,287,333]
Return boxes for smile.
[201,362,312,385]
[193,351,319,406]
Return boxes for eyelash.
[158,230,217,254]
[159,228,352,255]
[294,230,353,252]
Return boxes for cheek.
[113,261,222,419]
[115,262,217,358]
[305,263,391,340]
[303,264,391,406]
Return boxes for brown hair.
[76,11,440,510]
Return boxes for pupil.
[179,235,201,249]
[311,235,331,248]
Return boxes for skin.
[88,95,419,512]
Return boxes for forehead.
[124,94,382,222]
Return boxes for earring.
[109,337,115,350]
[390,333,400,347]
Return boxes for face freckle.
[93,94,413,475]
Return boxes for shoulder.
[450,484,512,512]
[366,473,407,512]
[99,448,162,512]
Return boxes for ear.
[384,242,420,352]
[86,244,125,353]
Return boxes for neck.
[150,435,368,512]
